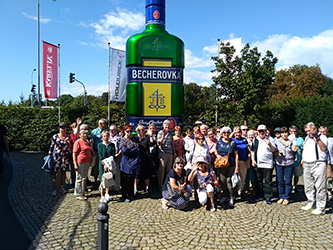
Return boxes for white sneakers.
[161,198,168,210]
[311,208,325,215]
[100,194,112,203]
[301,203,313,210]
[301,203,325,215]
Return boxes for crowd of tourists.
[47,119,333,214]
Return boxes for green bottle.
[126,0,184,130]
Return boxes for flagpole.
[215,38,220,127]
[37,0,41,106]
[108,42,111,126]
[58,44,61,123]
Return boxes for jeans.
[276,164,294,200]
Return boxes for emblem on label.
[149,89,165,112]
[153,10,160,19]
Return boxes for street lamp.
[31,68,36,107]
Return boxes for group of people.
[47,118,333,214]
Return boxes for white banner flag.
[110,48,126,102]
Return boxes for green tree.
[211,43,278,124]
[270,64,329,103]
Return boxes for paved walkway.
[2,151,333,249]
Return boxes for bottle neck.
[145,24,166,31]
[145,2,165,27]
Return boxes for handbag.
[214,142,233,169]
[102,171,115,188]
[167,181,182,199]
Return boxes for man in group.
[251,124,276,205]
[318,126,333,200]
[200,124,208,140]
[157,120,175,190]
[289,125,304,193]
[90,118,107,189]
[273,127,281,142]
[241,125,248,138]
[0,123,9,178]
[109,124,122,192]
[301,122,328,215]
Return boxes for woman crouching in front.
[188,157,218,212]
[161,157,192,210]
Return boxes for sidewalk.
[2,151,333,249]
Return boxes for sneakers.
[100,197,107,203]
[60,188,67,194]
[134,189,138,196]
[105,193,112,202]
[210,204,216,212]
[228,198,234,207]
[76,196,87,200]
[161,198,168,210]
[311,208,324,215]
[51,190,57,197]
[301,203,313,211]
[255,197,264,202]
[265,199,272,205]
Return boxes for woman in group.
[183,126,195,171]
[73,129,92,200]
[275,126,298,205]
[161,157,192,210]
[132,124,156,195]
[188,157,218,212]
[48,123,72,197]
[215,126,239,207]
[119,125,140,202]
[173,126,184,158]
[98,131,115,203]
[232,126,251,197]
[206,128,217,166]
[192,133,211,165]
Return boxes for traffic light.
[69,73,75,83]
[31,84,36,92]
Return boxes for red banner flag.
[43,41,58,99]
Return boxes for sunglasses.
[242,129,248,131]
[126,130,132,133]
[223,132,231,134]
[176,162,184,165]
[216,130,220,133]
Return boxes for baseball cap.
[195,157,209,165]
[257,124,267,131]
[59,123,67,128]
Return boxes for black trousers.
[121,171,135,199]
[254,167,273,200]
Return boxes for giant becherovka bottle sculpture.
[126,0,184,130]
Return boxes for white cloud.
[22,12,51,24]
[62,83,107,97]
[253,30,333,78]
[185,49,214,68]
[87,8,145,50]
[184,69,214,85]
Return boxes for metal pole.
[215,39,220,127]
[37,0,41,106]
[31,68,36,107]
[74,79,88,106]
[108,43,111,126]
[97,202,109,250]
[58,44,61,123]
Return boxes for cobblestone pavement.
[7,152,333,249]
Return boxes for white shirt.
[302,135,328,163]
[256,136,275,169]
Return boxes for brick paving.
[6,152,333,249]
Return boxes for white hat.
[257,124,267,131]
[195,157,209,165]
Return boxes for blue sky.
[1,0,333,103]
